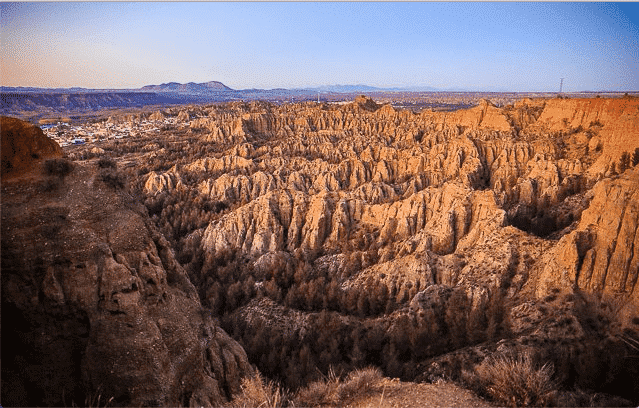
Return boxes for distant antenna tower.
[559,78,564,94]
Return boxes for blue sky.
[1,2,638,91]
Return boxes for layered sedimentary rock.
[144,165,184,195]
[176,98,637,270]
[537,167,639,324]
[134,96,639,315]
[149,110,166,122]
[169,96,638,396]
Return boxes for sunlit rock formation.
[8,94,639,405]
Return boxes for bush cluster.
[96,156,117,169]
[97,168,127,189]
[44,158,74,178]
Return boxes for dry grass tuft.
[294,366,383,407]
[294,377,337,407]
[294,367,341,407]
[336,366,384,401]
[471,352,556,407]
[231,372,287,408]
[68,389,114,408]
[231,367,383,408]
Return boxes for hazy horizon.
[2,2,638,92]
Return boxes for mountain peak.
[141,81,233,92]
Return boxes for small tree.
[97,156,117,169]
[619,152,631,173]
[632,147,639,167]
[44,158,74,178]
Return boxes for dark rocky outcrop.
[1,116,63,177]
[1,118,252,407]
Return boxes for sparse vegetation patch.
[44,157,74,178]
[96,168,127,189]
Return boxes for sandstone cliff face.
[1,121,252,407]
[183,97,627,258]
[149,110,166,122]
[530,97,639,175]
[536,167,639,324]
[139,96,639,308]
[172,96,637,397]
[144,166,184,195]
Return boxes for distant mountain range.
[0,81,483,117]
[3,81,570,117]
[4,81,629,97]
[140,81,234,93]
[135,81,450,94]
[1,81,458,96]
